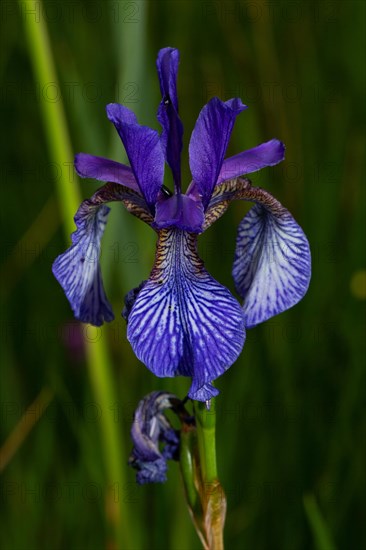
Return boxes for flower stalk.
[194,400,218,483]
[194,399,226,550]
[179,399,226,550]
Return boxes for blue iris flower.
[52,48,311,402]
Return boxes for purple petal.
[189,97,247,208]
[156,48,180,111]
[217,139,285,183]
[127,230,246,402]
[154,194,204,233]
[156,48,183,190]
[106,103,164,209]
[232,191,311,328]
[52,200,114,326]
[74,153,139,191]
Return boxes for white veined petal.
[127,229,246,401]
[233,203,311,328]
[52,201,114,326]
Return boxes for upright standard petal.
[156,48,180,111]
[232,186,311,328]
[75,153,139,191]
[127,229,245,402]
[217,139,285,184]
[189,97,247,208]
[53,183,153,326]
[156,47,183,191]
[106,103,164,210]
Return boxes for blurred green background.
[1,1,365,549]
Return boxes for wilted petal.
[232,187,311,327]
[217,139,285,184]
[156,47,183,190]
[127,229,245,402]
[189,97,247,208]
[129,391,181,484]
[107,103,164,209]
[75,153,139,191]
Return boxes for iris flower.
[53,48,311,402]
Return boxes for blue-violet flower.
[52,47,311,402]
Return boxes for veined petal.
[127,229,246,402]
[156,47,183,190]
[75,153,139,191]
[52,201,113,326]
[106,103,164,210]
[232,186,311,327]
[53,183,153,326]
[217,139,285,184]
[189,97,247,208]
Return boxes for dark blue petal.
[189,97,247,208]
[154,194,204,233]
[106,103,165,210]
[156,47,183,191]
[217,139,285,183]
[232,189,311,328]
[75,153,139,191]
[52,200,114,326]
[127,230,246,402]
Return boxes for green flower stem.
[20,2,134,548]
[194,400,218,483]
[192,399,226,550]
